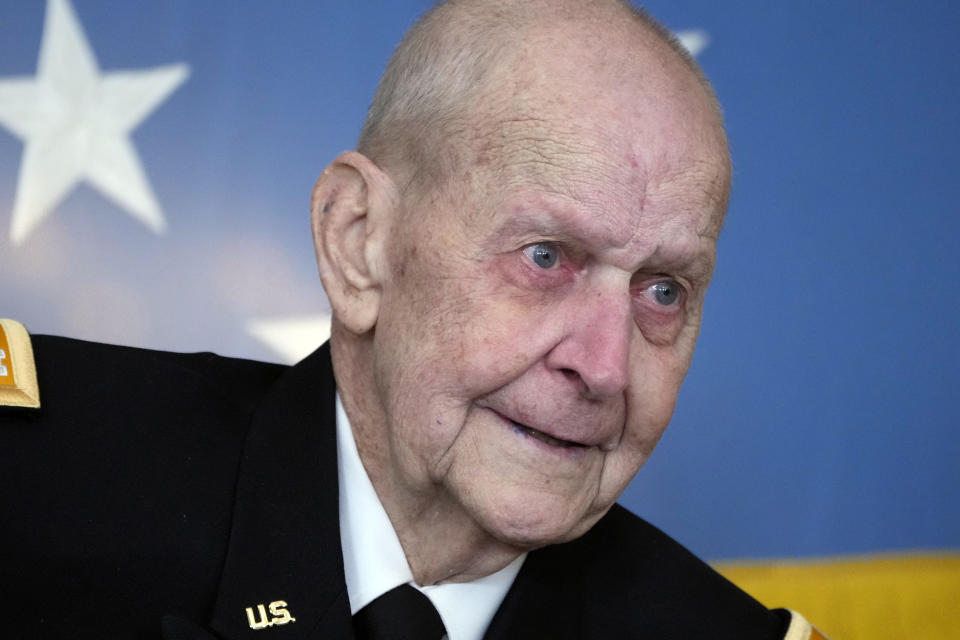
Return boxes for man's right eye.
[522,242,559,269]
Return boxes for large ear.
[311,151,398,335]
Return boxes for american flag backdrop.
[2,2,958,635]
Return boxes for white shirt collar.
[336,393,524,640]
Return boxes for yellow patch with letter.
[0,319,41,410]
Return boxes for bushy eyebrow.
[486,205,568,241]
[643,240,716,287]
[485,195,716,284]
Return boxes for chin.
[476,493,610,550]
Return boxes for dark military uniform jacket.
[0,328,809,639]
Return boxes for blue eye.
[652,281,680,305]
[524,243,559,269]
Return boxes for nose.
[544,286,632,399]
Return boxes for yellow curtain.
[715,552,960,640]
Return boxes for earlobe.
[311,151,396,335]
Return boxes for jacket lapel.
[172,343,353,640]
[161,614,226,640]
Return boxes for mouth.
[508,419,586,449]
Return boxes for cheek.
[594,352,684,505]
[404,262,557,386]
[622,344,690,451]
[373,255,535,428]
[451,296,567,399]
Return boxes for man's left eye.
[522,242,559,269]
[651,280,681,306]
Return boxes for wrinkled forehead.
[457,20,729,226]
[473,111,726,201]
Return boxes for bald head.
[357,0,726,206]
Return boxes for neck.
[331,330,525,585]
[384,483,524,585]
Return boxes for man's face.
[368,31,729,548]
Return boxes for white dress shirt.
[336,394,525,640]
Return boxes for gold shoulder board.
[0,319,41,410]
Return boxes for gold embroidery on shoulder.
[0,319,41,410]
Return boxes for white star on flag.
[0,0,189,245]
[676,30,710,57]
[247,314,333,364]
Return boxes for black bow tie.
[353,584,447,640]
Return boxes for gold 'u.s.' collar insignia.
[0,319,41,410]
[245,600,296,630]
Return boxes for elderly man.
[0,1,822,639]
